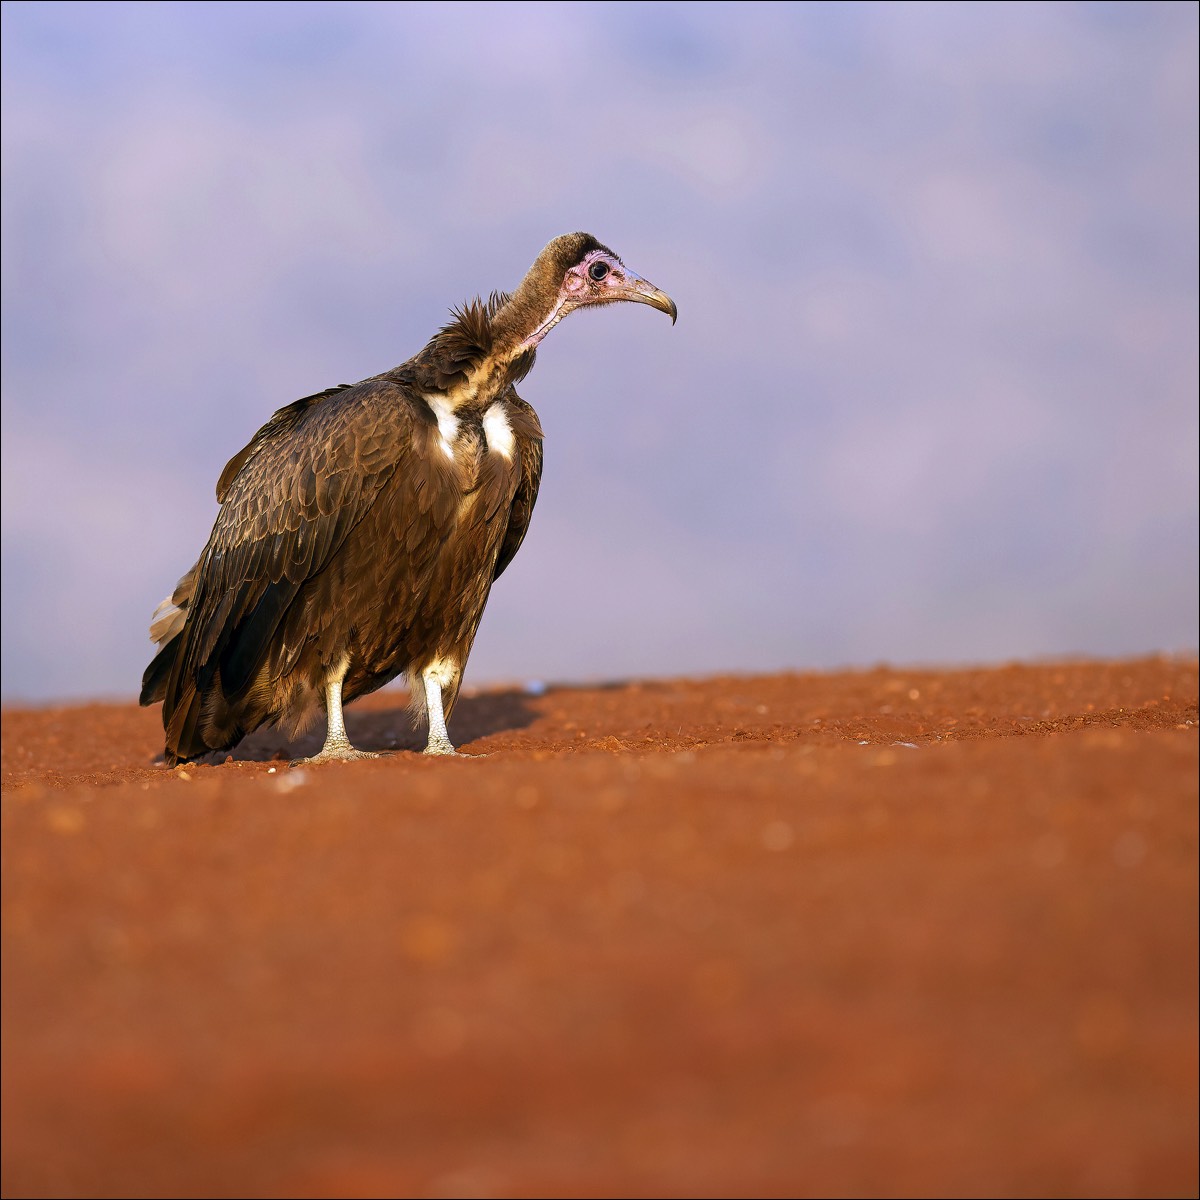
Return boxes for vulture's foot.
[425,743,489,758]
[290,745,383,767]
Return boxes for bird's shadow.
[219,686,545,763]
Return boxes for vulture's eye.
[588,261,610,282]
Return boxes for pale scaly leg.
[292,658,381,765]
[423,667,458,756]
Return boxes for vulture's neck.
[407,260,563,411]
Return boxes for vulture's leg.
[293,657,381,765]
[422,667,458,756]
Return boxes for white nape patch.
[482,403,515,460]
[424,394,460,460]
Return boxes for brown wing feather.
[215,385,355,502]
[150,378,421,762]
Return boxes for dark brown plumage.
[140,232,676,764]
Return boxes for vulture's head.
[509,232,677,351]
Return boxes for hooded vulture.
[140,232,676,765]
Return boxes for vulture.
[140,232,676,765]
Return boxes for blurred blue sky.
[2,0,1197,703]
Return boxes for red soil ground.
[2,656,1197,1197]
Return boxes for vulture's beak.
[613,271,678,324]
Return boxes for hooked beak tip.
[638,285,678,324]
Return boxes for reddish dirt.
[2,656,1197,1198]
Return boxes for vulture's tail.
[139,562,231,764]
[141,562,291,764]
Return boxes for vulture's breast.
[419,395,521,490]
[340,391,527,683]
[409,395,522,551]
[377,395,520,654]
